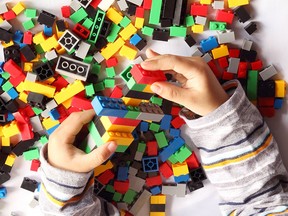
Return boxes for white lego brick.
[126,0,143,6]
[133,56,144,64]
[242,39,253,51]
[75,41,91,60]
[25,72,38,82]
[129,175,145,192]
[93,52,105,63]
[129,166,138,176]
[45,50,58,61]
[217,30,235,44]
[227,58,240,74]
[75,0,92,8]
[129,190,151,215]
[86,133,97,151]
[70,0,81,11]
[212,0,224,9]
[162,184,186,197]
[63,76,76,83]
[191,47,203,57]
[195,16,207,26]
[98,0,115,12]
[117,202,128,211]
[30,116,44,132]
[0,20,12,31]
[41,109,50,118]
[202,53,212,63]
[0,92,11,103]
[260,65,278,81]
[29,198,39,208]
[117,0,129,11]
[134,151,144,161]
[0,4,8,14]
[46,99,58,110]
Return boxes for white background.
[1,0,288,216]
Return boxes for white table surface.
[1,0,288,215]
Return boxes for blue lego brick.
[159,137,185,162]
[7,88,19,99]
[7,112,14,121]
[142,157,159,172]
[169,128,181,137]
[0,62,4,73]
[160,114,172,130]
[44,25,53,36]
[274,98,283,109]
[174,174,190,183]
[117,166,129,181]
[130,34,142,46]
[140,121,149,132]
[13,30,24,43]
[49,108,60,120]
[150,186,161,195]
[91,96,128,118]
[132,130,139,140]
[0,78,4,86]
[0,187,7,199]
[200,36,219,53]
[46,124,60,135]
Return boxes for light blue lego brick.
[117,166,129,181]
[130,34,142,46]
[7,88,18,99]
[91,96,128,118]
[142,157,159,172]
[140,121,149,132]
[274,98,283,109]
[200,36,219,53]
[150,186,161,195]
[160,114,172,130]
[46,124,60,135]
[0,78,4,86]
[44,25,53,37]
[0,62,4,73]
[49,108,60,120]
[169,128,181,137]
[7,112,14,121]
[159,137,185,162]
[174,174,190,183]
[0,187,7,199]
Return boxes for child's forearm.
[183,80,288,215]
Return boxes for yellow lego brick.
[106,7,123,24]
[135,17,144,29]
[16,81,25,92]
[102,131,134,145]
[5,154,16,167]
[1,40,14,48]
[119,23,137,41]
[0,126,3,136]
[150,195,166,204]
[54,80,85,104]
[23,80,56,98]
[100,116,136,133]
[94,160,114,176]
[18,91,28,103]
[172,162,189,177]
[192,24,204,33]
[119,45,137,60]
[275,80,286,98]
[61,97,73,109]
[12,2,25,15]
[42,118,60,130]
[150,213,165,216]
[2,121,20,138]
[33,32,46,45]
[55,44,66,55]
[23,62,33,72]
[211,45,229,59]
[122,97,142,106]
[200,0,212,4]
[2,137,10,147]
[0,15,4,24]
[228,0,249,8]
[43,77,56,85]
[143,84,153,93]
[31,54,41,62]
[40,35,59,52]
[101,37,125,60]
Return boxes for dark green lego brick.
[92,63,101,75]
[94,82,105,92]
[123,189,137,204]
[113,192,122,202]
[116,145,129,153]
[137,142,146,153]
[106,184,115,193]
[120,65,133,83]
[247,70,258,101]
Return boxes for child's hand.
[47,110,117,173]
[141,49,229,116]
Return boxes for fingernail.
[151,83,161,94]
[108,142,117,152]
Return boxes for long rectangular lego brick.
[129,190,152,214]
[23,80,56,98]
[54,80,85,104]
[100,116,137,133]
[122,85,154,100]
[149,0,163,25]
[88,9,105,43]
[108,117,140,127]
[130,64,166,85]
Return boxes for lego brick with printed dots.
[189,166,207,183]
[34,62,54,81]
[142,157,159,172]
[4,45,21,64]
[58,30,80,52]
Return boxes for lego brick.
[245,22,257,35]
[259,65,278,81]
[234,5,251,23]
[54,80,85,104]
[215,10,234,24]
[211,45,229,59]
[275,80,286,98]
[247,70,258,101]
[58,30,80,52]
[217,30,235,44]
[37,10,56,27]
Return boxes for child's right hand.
[141,49,229,116]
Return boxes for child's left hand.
[47,110,117,173]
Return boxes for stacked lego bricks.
[0,0,286,215]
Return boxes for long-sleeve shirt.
[39,80,288,216]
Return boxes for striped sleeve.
[182,80,288,216]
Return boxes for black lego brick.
[240,49,257,62]
[258,80,275,97]
[162,0,176,20]
[234,6,251,23]
[37,10,56,27]
[0,171,11,185]
[12,133,40,156]
[34,62,54,81]
[20,45,37,62]
[187,181,204,192]
[185,35,196,47]
[152,29,170,42]
[0,28,13,43]
[4,45,21,64]
[20,177,38,192]
[135,39,147,51]
[27,92,47,110]
[189,166,207,183]
[56,20,66,32]
[245,22,257,35]
[150,204,166,212]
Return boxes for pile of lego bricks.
[0,0,286,215]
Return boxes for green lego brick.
[116,145,129,152]
[174,145,192,163]
[120,65,132,83]
[82,18,94,29]
[106,67,116,78]
[113,192,122,202]
[34,44,44,54]
[150,96,163,106]
[104,78,115,88]
[149,0,162,25]
[170,26,187,37]
[92,63,101,75]
[88,10,105,43]
[209,21,227,30]
[155,131,168,148]
[149,123,160,132]
[124,106,141,119]
[67,48,75,55]
[94,82,105,92]
[41,58,48,63]
[23,148,39,160]
[23,19,35,30]
[120,16,131,27]
[247,70,258,101]
[84,55,93,64]
[40,135,48,145]
[85,83,95,97]
[185,15,195,27]
[70,7,88,23]
[1,72,10,80]
[24,9,37,18]
[2,81,13,91]
[123,189,137,204]
[168,154,179,164]
[106,184,115,193]
[127,77,146,91]
[78,140,91,153]
[88,121,104,147]
[107,23,121,43]
[32,107,43,115]
[142,26,154,36]
[137,142,146,153]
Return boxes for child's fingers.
[145,48,160,58]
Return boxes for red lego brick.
[20,106,35,118]
[110,86,123,98]
[146,175,162,187]
[159,162,173,179]
[9,74,26,87]
[73,23,90,39]
[130,64,166,85]
[71,96,93,110]
[67,106,81,114]
[52,76,69,92]
[258,107,275,117]
[61,6,71,18]
[251,60,263,71]
[237,62,248,79]
[208,60,221,79]
[171,106,182,116]
[229,49,240,58]
[30,159,41,172]
[143,0,152,9]
[3,59,24,78]
[18,123,34,141]
[108,117,140,127]
[90,0,101,8]
[114,180,129,194]
[23,31,33,45]
[97,169,115,185]
[258,97,274,107]
[215,10,234,24]
[218,57,229,68]
[190,3,208,17]
[13,111,30,124]
[186,152,200,169]
[147,141,158,156]
[222,71,234,80]
[171,116,185,129]
[106,57,118,68]
[135,7,145,18]
[3,10,16,20]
